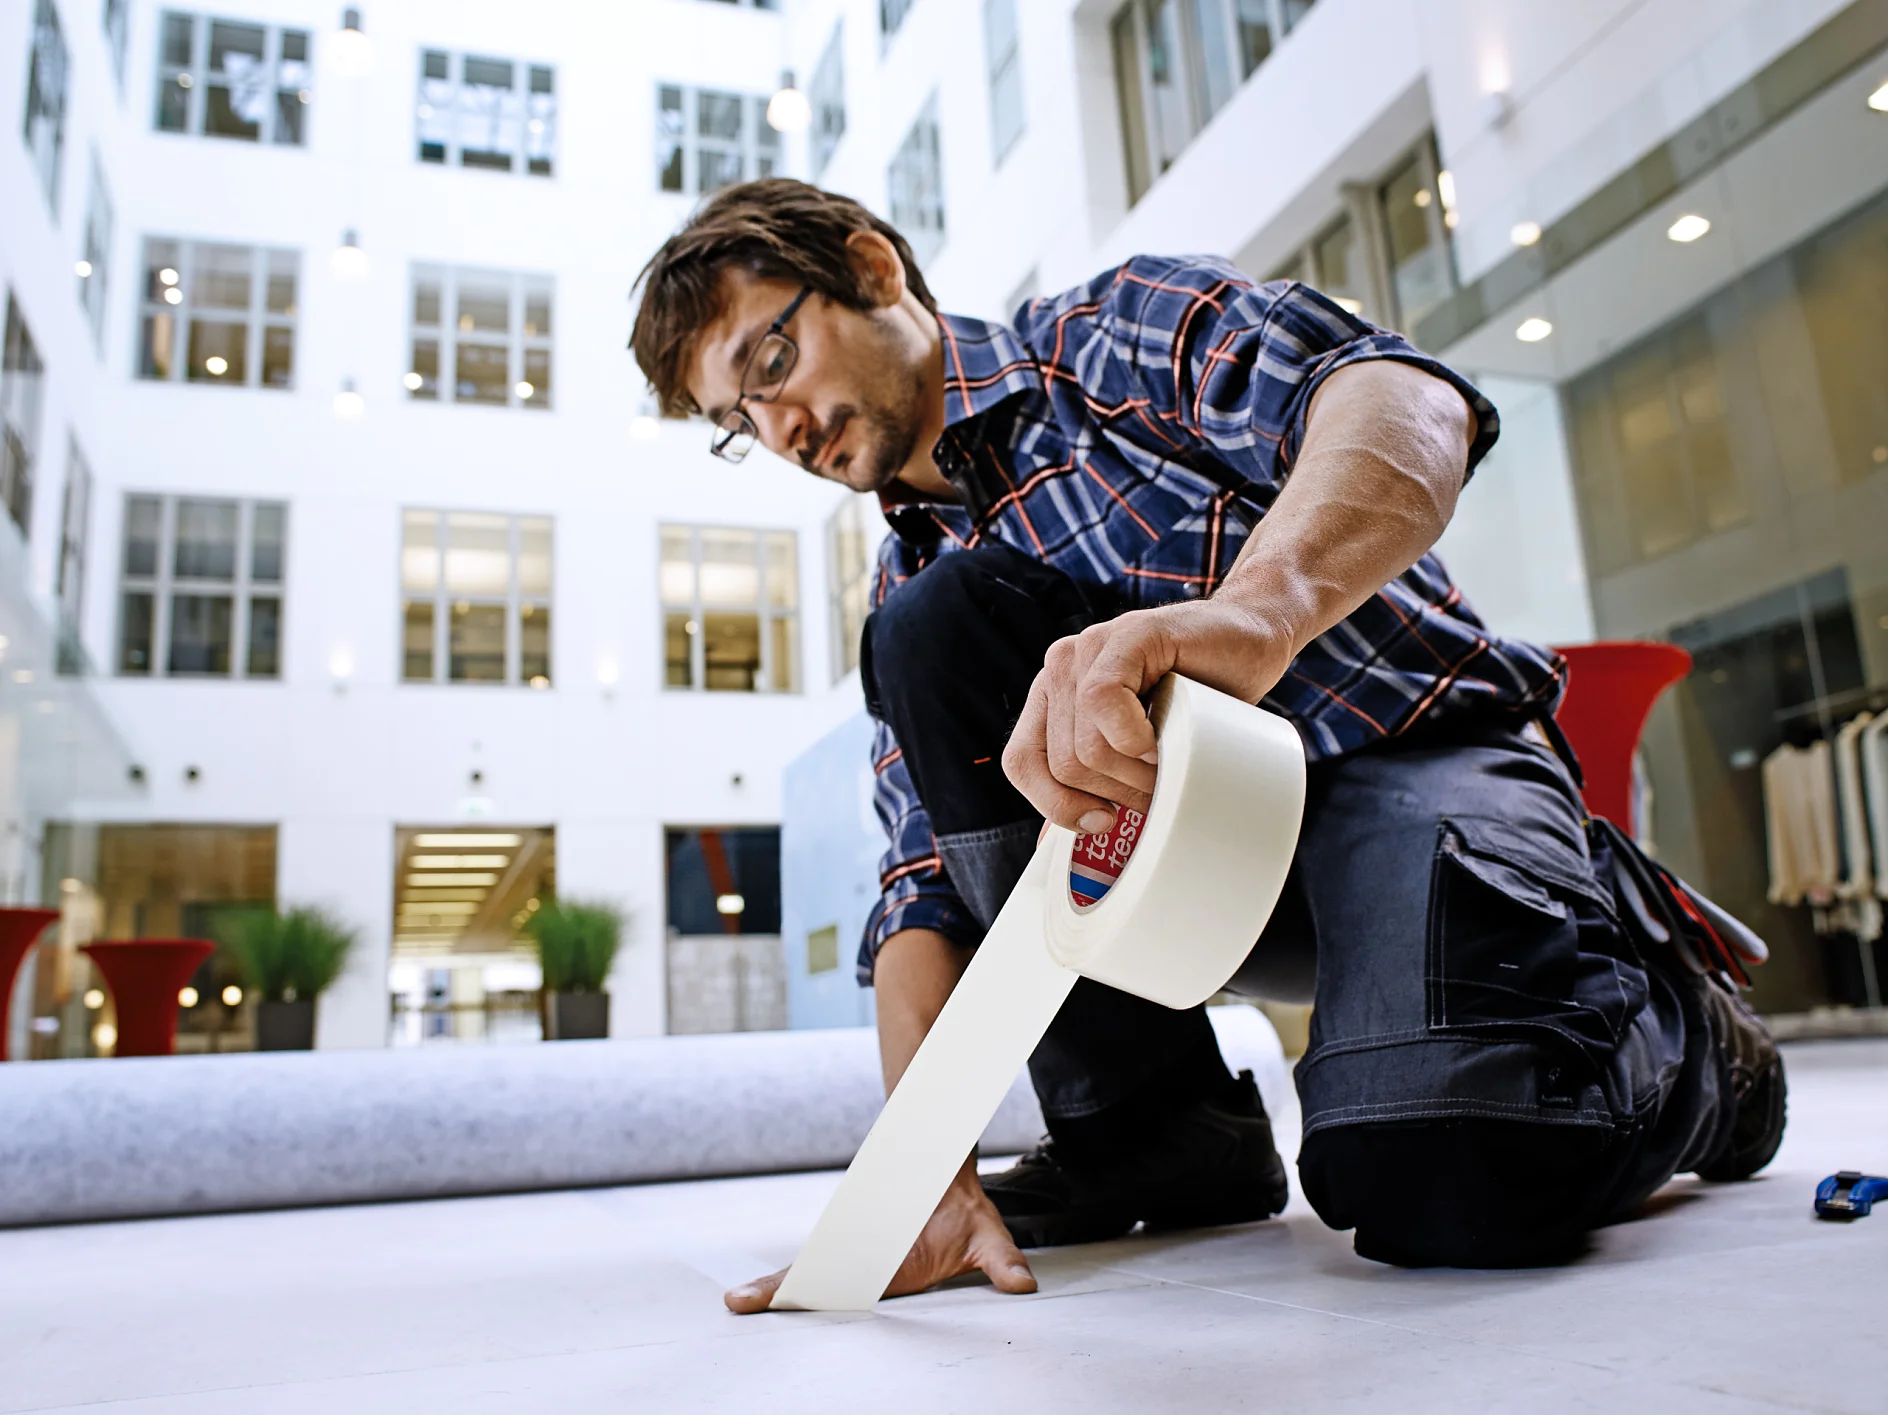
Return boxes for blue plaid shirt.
[858,254,1565,982]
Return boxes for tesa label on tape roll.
[1068,806,1146,909]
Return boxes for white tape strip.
[772,674,1307,1311]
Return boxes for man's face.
[686,269,928,494]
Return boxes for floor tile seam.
[1100,1266,1846,1413]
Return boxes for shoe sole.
[1141,1156,1290,1233]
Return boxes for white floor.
[4,1040,1886,1415]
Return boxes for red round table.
[80,939,216,1058]
[0,907,60,1061]
[1553,641,1693,835]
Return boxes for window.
[880,0,918,44]
[888,94,945,266]
[1377,138,1457,331]
[78,156,113,350]
[23,0,69,211]
[809,22,846,181]
[401,510,552,687]
[102,0,129,90]
[416,50,555,177]
[154,11,310,146]
[660,526,798,693]
[118,495,286,678]
[138,239,299,389]
[1,294,45,538]
[1111,0,1315,205]
[55,437,91,674]
[666,827,781,934]
[984,0,1024,164]
[1268,213,1366,316]
[406,266,553,409]
[826,496,873,682]
[655,86,779,196]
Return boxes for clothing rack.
[1773,683,1888,725]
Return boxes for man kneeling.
[628,180,1786,1309]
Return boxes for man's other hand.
[1001,598,1295,833]
[723,1162,1036,1314]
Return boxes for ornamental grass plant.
[524,899,624,994]
[228,906,359,1003]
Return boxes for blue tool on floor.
[1815,1172,1888,1220]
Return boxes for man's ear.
[845,230,908,310]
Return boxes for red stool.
[1553,641,1693,835]
[80,939,216,1058]
[0,907,60,1061]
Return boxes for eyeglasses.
[710,286,812,463]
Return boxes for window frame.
[659,523,800,695]
[55,436,92,674]
[415,49,557,178]
[887,92,946,266]
[983,0,1025,165]
[655,83,780,196]
[1,292,45,539]
[153,10,312,147]
[406,264,554,410]
[24,0,70,212]
[880,0,918,47]
[102,0,130,92]
[825,497,873,684]
[78,153,114,351]
[399,508,554,688]
[116,493,287,680]
[137,237,300,390]
[808,21,846,181]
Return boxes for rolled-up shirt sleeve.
[856,715,982,986]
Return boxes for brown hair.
[630,178,937,417]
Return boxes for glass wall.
[665,825,785,1034]
[1563,183,1888,1015]
[37,824,277,1057]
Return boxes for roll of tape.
[771,674,1307,1312]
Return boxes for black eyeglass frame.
[709,285,813,463]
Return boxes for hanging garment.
[1763,740,1839,908]
[1833,714,1882,945]
[1863,711,1888,901]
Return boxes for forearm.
[873,926,974,1094]
[1218,360,1473,655]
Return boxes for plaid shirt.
[858,254,1565,982]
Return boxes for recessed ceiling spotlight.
[1509,220,1542,247]
[1869,79,1888,113]
[1667,213,1711,243]
[1515,317,1553,343]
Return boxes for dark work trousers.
[863,544,1734,1267]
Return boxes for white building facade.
[3,0,1885,1052]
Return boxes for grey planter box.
[255,999,316,1051]
[543,991,608,1040]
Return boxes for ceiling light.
[1436,169,1456,212]
[332,6,374,77]
[93,1022,117,1049]
[1510,220,1542,247]
[1333,296,1363,315]
[204,355,228,375]
[331,229,368,279]
[529,675,549,689]
[403,371,424,391]
[74,259,92,278]
[716,893,746,915]
[83,988,104,1009]
[630,413,659,441]
[1667,213,1711,243]
[222,985,244,1006]
[406,872,499,887]
[163,286,183,305]
[411,854,510,868]
[12,669,34,684]
[1515,317,1553,343]
[334,378,365,418]
[329,645,355,682]
[159,266,179,285]
[178,986,199,1007]
[596,656,621,687]
[515,380,535,400]
[414,833,522,848]
[1869,80,1888,113]
[1413,188,1432,208]
[767,70,811,134]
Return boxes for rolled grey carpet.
[0,1007,1283,1227]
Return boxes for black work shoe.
[981,1070,1290,1248]
[1691,979,1787,1182]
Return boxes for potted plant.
[228,906,358,1051]
[525,899,624,1040]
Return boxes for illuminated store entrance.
[386,825,554,1045]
